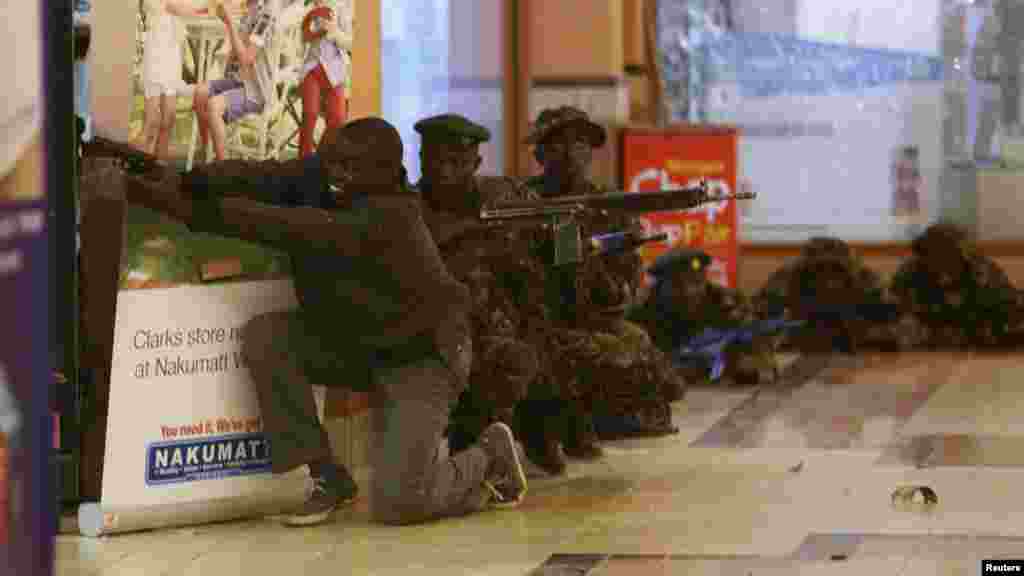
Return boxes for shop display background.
[622,127,741,288]
[658,0,946,243]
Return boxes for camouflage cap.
[800,237,852,262]
[911,221,970,257]
[525,106,607,147]
[647,248,712,279]
[414,114,491,147]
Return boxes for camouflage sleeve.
[476,175,527,206]
[709,285,754,328]
[624,299,669,349]
[855,265,887,305]
[482,176,541,205]
[971,255,1018,313]
[753,264,793,317]
[887,259,917,307]
[971,254,1012,290]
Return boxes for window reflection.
[382,0,505,181]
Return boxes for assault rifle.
[675,317,804,381]
[675,300,905,380]
[80,136,164,178]
[480,182,754,266]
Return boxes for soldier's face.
[322,136,399,197]
[799,261,857,307]
[669,272,707,312]
[421,143,481,193]
[921,250,967,288]
[542,125,592,178]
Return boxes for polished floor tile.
[693,353,953,450]
[56,351,1024,576]
[903,353,1024,438]
[879,433,1024,468]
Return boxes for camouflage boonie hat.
[525,106,607,147]
[647,248,712,279]
[911,222,971,258]
[801,237,852,262]
[414,114,491,147]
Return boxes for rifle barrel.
[485,187,755,215]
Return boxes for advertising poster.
[79,0,355,536]
[128,0,352,168]
[622,127,740,289]
[0,1,52,573]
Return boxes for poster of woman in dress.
[110,0,354,291]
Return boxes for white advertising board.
[80,280,312,536]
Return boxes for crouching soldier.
[109,118,529,527]
[514,106,684,464]
[410,114,544,456]
[630,248,779,385]
[753,237,904,354]
[890,222,1022,348]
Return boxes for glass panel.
[657,0,947,243]
[382,0,506,182]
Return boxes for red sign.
[622,127,740,288]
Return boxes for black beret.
[414,114,491,147]
[647,248,712,278]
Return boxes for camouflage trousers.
[579,321,685,441]
[515,321,685,473]
[447,335,540,454]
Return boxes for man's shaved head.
[320,117,403,163]
[318,117,407,194]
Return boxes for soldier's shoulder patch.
[971,253,1010,286]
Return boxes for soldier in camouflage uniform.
[890,222,1023,348]
[513,107,684,467]
[753,237,860,318]
[410,114,544,456]
[753,237,914,353]
[629,248,779,385]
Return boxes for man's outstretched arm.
[205,196,369,257]
[186,157,316,207]
[115,161,368,256]
[119,169,194,222]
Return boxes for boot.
[515,397,569,476]
[564,410,603,460]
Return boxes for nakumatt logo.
[145,433,272,486]
[628,168,731,222]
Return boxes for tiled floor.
[57,352,1024,575]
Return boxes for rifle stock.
[675,317,804,381]
[81,136,163,177]
[589,231,668,258]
